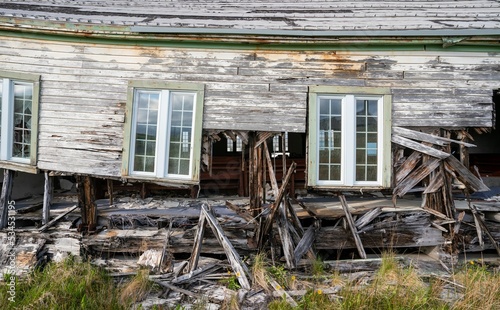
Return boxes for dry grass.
[451,262,500,310]
[251,253,270,292]
[119,268,152,305]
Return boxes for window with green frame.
[0,71,40,171]
[122,81,204,182]
[308,86,392,188]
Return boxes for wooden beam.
[445,155,489,193]
[39,205,79,233]
[393,127,476,148]
[263,142,279,197]
[354,207,383,231]
[188,210,207,272]
[277,202,295,269]
[42,171,53,225]
[202,204,251,290]
[470,204,500,257]
[107,179,114,205]
[0,169,13,229]
[392,135,450,159]
[294,224,317,266]
[339,195,367,259]
[396,151,422,184]
[394,158,441,197]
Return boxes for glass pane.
[179,159,190,175]
[317,96,342,182]
[319,149,329,163]
[367,100,378,116]
[366,166,377,181]
[330,165,341,180]
[132,90,159,173]
[0,83,3,139]
[367,117,377,132]
[319,99,329,114]
[356,150,366,164]
[356,165,365,181]
[356,133,366,148]
[318,164,329,180]
[331,149,341,164]
[167,92,195,176]
[12,83,33,159]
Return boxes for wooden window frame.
[122,81,204,184]
[0,71,40,174]
[308,86,392,189]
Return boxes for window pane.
[12,83,33,159]
[132,91,159,173]
[355,99,379,182]
[168,92,195,176]
[317,97,341,181]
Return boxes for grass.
[0,257,127,310]
[268,252,500,310]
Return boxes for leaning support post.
[188,210,207,272]
[201,204,251,290]
[42,171,53,225]
[339,194,367,259]
[0,169,14,229]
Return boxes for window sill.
[0,161,38,174]
[122,175,199,188]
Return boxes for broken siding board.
[396,151,422,184]
[393,127,476,147]
[445,155,490,192]
[394,158,441,197]
[391,135,450,159]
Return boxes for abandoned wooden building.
[1,0,500,278]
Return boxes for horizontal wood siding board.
[0,36,496,177]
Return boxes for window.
[308,86,391,188]
[0,71,40,171]
[122,81,204,182]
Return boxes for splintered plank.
[392,135,450,159]
[423,172,445,194]
[188,210,207,272]
[202,204,251,290]
[339,195,367,259]
[277,203,295,269]
[394,158,441,197]
[393,127,476,147]
[470,204,500,257]
[445,155,489,193]
[294,224,317,266]
[396,151,422,184]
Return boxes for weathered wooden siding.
[0,36,496,176]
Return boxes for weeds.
[0,256,126,310]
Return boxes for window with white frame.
[0,72,39,168]
[123,81,204,181]
[308,86,391,188]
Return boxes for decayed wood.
[394,158,441,197]
[454,211,466,235]
[257,162,297,250]
[42,171,53,225]
[173,263,221,285]
[445,155,489,193]
[395,151,422,184]
[107,179,114,205]
[392,135,450,159]
[255,132,274,148]
[263,142,279,197]
[188,210,207,272]
[470,204,500,257]
[393,127,476,148]
[154,281,202,299]
[225,201,253,223]
[339,195,367,259]
[268,278,298,307]
[202,204,251,290]
[0,170,13,230]
[39,205,79,233]
[294,224,317,266]
[271,287,340,298]
[77,176,98,229]
[277,202,295,269]
[422,207,454,222]
[354,207,383,230]
[423,173,444,194]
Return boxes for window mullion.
[156,90,170,178]
[343,95,355,186]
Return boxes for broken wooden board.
[393,127,476,148]
[392,135,450,159]
[445,155,490,193]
